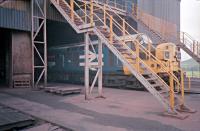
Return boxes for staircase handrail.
[79,3,179,96]
[88,0,181,89]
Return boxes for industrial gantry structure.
[29,0,198,118]
[32,0,47,88]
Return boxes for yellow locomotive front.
[122,34,181,77]
[155,43,181,73]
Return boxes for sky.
[181,0,200,61]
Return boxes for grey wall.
[138,0,180,28]
[0,7,31,31]
[137,0,181,44]
[0,0,67,31]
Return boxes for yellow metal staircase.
[77,0,165,43]
[50,0,195,118]
[88,0,200,64]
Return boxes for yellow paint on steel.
[90,0,94,25]
[122,19,125,41]
[81,1,182,106]
[188,76,191,90]
[181,70,185,104]
[136,41,139,72]
[110,15,113,43]
[84,2,87,23]
[148,41,151,61]
[103,5,106,27]
[70,0,74,21]
[169,63,175,110]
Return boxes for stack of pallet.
[44,86,82,95]
[13,74,31,88]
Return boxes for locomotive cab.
[122,34,181,76]
[155,43,181,73]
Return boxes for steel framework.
[31,0,47,88]
[83,33,104,99]
[49,0,197,119]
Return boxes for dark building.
[0,0,181,87]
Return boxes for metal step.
[113,43,123,47]
[178,43,200,63]
[146,77,157,81]
[116,47,128,52]
[142,71,152,76]
[121,52,132,56]
[124,55,136,60]
[158,90,169,94]
[151,83,163,88]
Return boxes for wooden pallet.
[14,80,30,88]
[44,87,82,95]
[13,74,31,88]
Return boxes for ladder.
[50,0,195,118]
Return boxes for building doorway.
[0,28,12,87]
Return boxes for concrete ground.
[0,84,200,131]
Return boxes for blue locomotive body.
[48,42,141,88]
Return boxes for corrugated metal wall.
[0,0,31,31]
[47,0,66,22]
[138,0,180,28]
[137,0,180,43]
[0,0,180,43]
[0,0,66,31]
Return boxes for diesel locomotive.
[48,34,182,89]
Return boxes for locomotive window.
[116,58,122,67]
[164,51,170,60]
[176,52,181,61]
[62,55,64,67]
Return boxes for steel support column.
[31,0,47,88]
[83,33,104,99]
[84,33,90,100]
[98,38,103,97]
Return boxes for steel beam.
[31,0,47,88]
[84,33,90,100]
[83,34,104,99]
[98,38,103,97]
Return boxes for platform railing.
[82,2,185,109]
[91,1,183,93]
[49,0,198,116]
[180,32,200,58]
